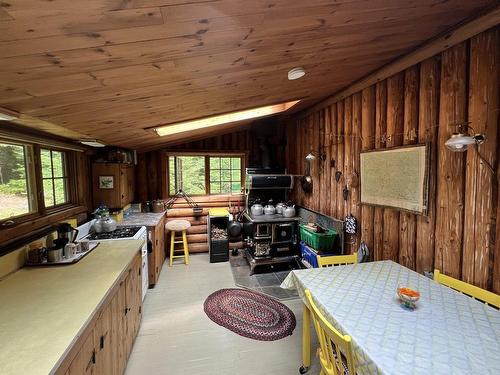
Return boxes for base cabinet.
[148,217,166,286]
[61,254,142,375]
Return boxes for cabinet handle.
[86,350,96,371]
[100,333,107,350]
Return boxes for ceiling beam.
[299,5,500,118]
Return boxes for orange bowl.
[397,287,420,303]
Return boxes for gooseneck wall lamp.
[445,123,494,173]
[445,124,486,152]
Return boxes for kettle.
[250,202,264,216]
[56,222,79,243]
[283,204,296,218]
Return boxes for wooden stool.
[166,220,191,266]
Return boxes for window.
[0,141,36,220]
[169,156,206,195]
[209,157,241,194]
[0,139,75,224]
[168,154,244,196]
[41,149,69,207]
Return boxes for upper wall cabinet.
[92,163,135,210]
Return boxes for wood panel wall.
[136,129,253,202]
[137,122,286,253]
[286,27,499,292]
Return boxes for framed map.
[360,144,429,214]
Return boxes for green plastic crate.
[299,224,337,252]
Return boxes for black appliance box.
[210,239,229,263]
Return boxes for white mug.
[64,243,77,259]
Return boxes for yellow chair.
[166,220,191,266]
[434,269,500,308]
[305,289,356,375]
[317,253,358,268]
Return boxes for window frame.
[166,151,246,197]
[0,140,77,225]
[0,139,38,222]
[39,147,71,209]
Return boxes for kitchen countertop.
[0,240,144,375]
[244,211,302,223]
[118,211,166,227]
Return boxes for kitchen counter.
[118,211,166,227]
[0,240,144,375]
[244,211,302,223]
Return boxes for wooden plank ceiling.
[0,0,496,150]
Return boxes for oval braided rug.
[204,288,296,341]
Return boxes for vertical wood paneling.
[494,165,500,294]
[336,101,345,219]
[323,108,332,216]
[373,81,387,261]
[416,56,440,274]
[361,87,375,258]
[399,66,419,269]
[351,93,362,250]
[435,42,467,279]
[463,28,499,288]
[283,28,498,291]
[383,73,404,262]
[344,97,353,252]
[344,96,353,217]
[330,104,338,218]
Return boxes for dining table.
[281,260,500,375]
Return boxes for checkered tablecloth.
[281,261,500,375]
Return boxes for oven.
[78,223,149,301]
[272,223,294,243]
[255,223,271,238]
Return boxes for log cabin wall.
[286,26,499,293]
[136,122,287,253]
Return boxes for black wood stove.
[243,168,301,274]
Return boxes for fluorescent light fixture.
[79,139,106,147]
[288,67,306,80]
[153,100,300,137]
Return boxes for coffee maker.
[56,223,79,244]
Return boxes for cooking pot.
[228,220,242,238]
[152,200,164,213]
[264,204,276,215]
[251,203,264,216]
[283,205,296,218]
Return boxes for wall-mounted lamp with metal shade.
[445,124,486,152]
[445,123,494,174]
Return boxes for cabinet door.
[157,219,166,266]
[119,165,135,207]
[94,303,113,375]
[92,163,121,209]
[127,165,135,204]
[148,228,156,285]
[154,226,161,281]
[111,278,128,375]
[67,331,96,375]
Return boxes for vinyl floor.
[125,253,320,375]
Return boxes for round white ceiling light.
[288,67,306,80]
